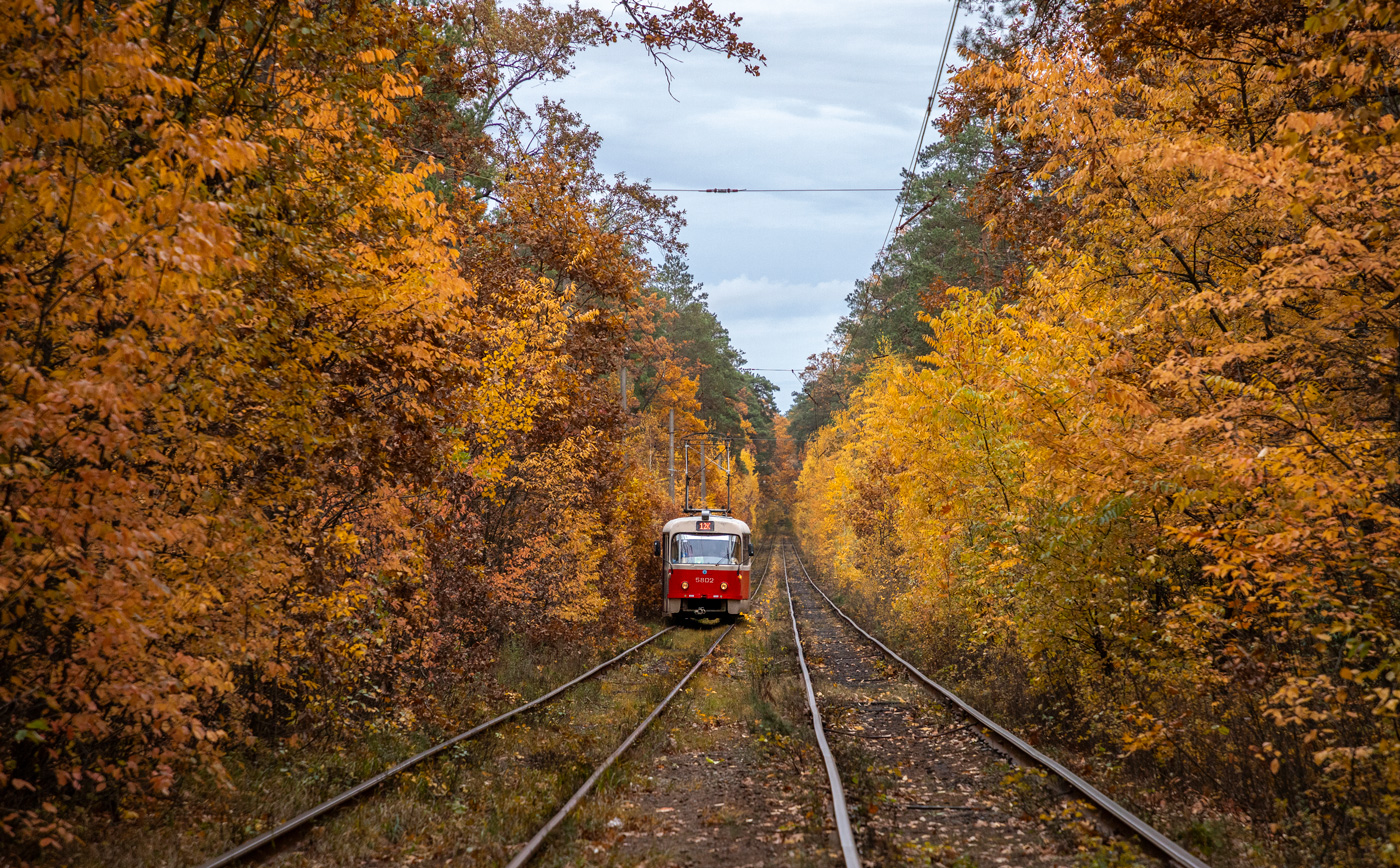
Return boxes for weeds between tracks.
[62,546,853,868]
[609,548,843,867]
[58,627,716,868]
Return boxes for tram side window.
[671,533,741,565]
[743,534,751,563]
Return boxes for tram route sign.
[695,520,714,531]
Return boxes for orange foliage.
[0,0,762,850]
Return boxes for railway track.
[503,548,780,867]
[781,545,861,868]
[193,538,1208,868]
[194,544,777,868]
[780,539,1212,868]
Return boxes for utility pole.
[667,409,675,503]
[619,363,628,413]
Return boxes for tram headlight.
[681,581,688,590]
[721,582,728,590]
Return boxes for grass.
[51,622,715,868]
[51,549,853,868]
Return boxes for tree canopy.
[792,0,1400,860]
[789,124,1015,445]
[0,0,765,850]
[637,254,778,472]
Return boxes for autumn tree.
[794,0,1400,861]
[0,0,763,851]
[638,255,777,461]
[789,124,1013,445]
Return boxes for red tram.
[655,508,753,620]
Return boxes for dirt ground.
[67,544,1164,868]
[789,569,1124,867]
[613,740,841,868]
[607,552,845,868]
[607,544,1154,868]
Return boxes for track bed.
[788,562,1107,866]
[610,554,841,868]
[65,542,1209,868]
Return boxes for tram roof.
[662,513,751,535]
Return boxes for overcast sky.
[534,0,959,408]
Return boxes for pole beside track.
[781,544,862,868]
[787,547,1211,868]
[194,627,675,868]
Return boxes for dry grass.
[49,624,718,868]
[50,552,854,868]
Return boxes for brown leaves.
[614,0,766,79]
[0,0,764,851]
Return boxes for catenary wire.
[879,0,962,254]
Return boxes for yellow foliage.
[797,0,1400,857]
[0,0,767,850]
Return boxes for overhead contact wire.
[787,547,1211,868]
[782,542,861,868]
[880,0,962,253]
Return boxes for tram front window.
[671,534,740,565]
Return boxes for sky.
[533,0,960,408]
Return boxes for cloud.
[533,0,960,408]
[701,275,850,407]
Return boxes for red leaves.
[614,0,765,78]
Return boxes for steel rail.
[194,626,676,868]
[507,542,777,865]
[787,547,1212,868]
[781,542,862,868]
[751,540,776,598]
[504,622,736,868]
[512,540,784,862]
